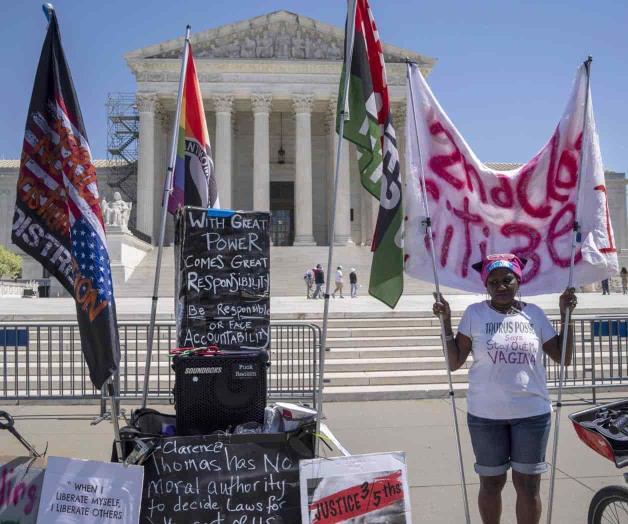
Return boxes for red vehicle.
[570,400,628,523]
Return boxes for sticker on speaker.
[234,363,258,379]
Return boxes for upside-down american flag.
[11,10,119,389]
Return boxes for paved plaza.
[0,291,626,321]
[1,292,627,522]
[1,393,625,523]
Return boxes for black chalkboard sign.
[175,207,270,351]
[141,431,314,524]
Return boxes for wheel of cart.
[587,482,628,524]
[570,400,628,524]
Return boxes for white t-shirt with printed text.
[457,301,557,420]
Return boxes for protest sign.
[0,456,45,524]
[36,457,143,524]
[404,63,618,294]
[299,452,412,523]
[141,431,314,524]
[175,208,270,351]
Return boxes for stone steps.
[3,309,628,401]
[119,246,467,297]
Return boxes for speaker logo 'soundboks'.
[184,366,222,374]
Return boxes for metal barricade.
[3,316,628,403]
[544,317,628,399]
[0,321,320,406]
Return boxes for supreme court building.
[125,10,434,247]
[0,10,626,292]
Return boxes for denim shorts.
[467,412,551,476]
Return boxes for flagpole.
[315,0,358,456]
[546,56,592,524]
[406,60,471,524]
[141,26,191,409]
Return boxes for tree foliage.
[0,245,21,278]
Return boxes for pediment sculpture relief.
[149,23,345,61]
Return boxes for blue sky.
[1,0,626,174]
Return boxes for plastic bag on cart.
[581,406,628,443]
[111,408,177,462]
[112,407,317,463]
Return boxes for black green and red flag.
[337,0,403,308]
[11,10,119,389]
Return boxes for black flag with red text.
[11,11,119,389]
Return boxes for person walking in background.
[349,267,358,298]
[312,264,324,299]
[621,268,628,295]
[601,278,610,295]
[304,268,314,299]
[332,265,344,298]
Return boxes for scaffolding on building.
[106,93,139,164]
[105,93,144,238]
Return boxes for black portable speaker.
[173,352,268,436]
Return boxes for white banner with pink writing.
[404,62,618,294]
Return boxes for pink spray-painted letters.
[404,63,617,294]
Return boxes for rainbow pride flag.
[168,42,218,214]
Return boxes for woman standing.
[620,267,627,295]
[432,254,577,524]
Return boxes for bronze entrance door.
[270,182,294,246]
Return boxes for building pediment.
[125,10,434,68]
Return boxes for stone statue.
[208,41,225,58]
[291,29,306,59]
[275,26,291,58]
[256,30,274,58]
[241,34,256,58]
[310,36,326,59]
[101,198,111,225]
[225,39,241,58]
[328,40,342,60]
[102,192,132,229]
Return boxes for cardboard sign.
[0,456,45,524]
[36,457,143,524]
[175,208,270,351]
[141,431,314,523]
[299,453,412,523]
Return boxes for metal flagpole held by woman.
[546,56,593,524]
[406,60,471,524]
[141,26,191,409]
[315,0,358,455]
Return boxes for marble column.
[214,95,234,209]
[154,107,172,244]
[360,174,373,245]
[136,94,157,241]
[251,94,272,212]
[0,187,10,248]
[327,100,353,246]
[393,104,406,187]
[292,95,316,246]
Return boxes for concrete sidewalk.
[0,292,626,320]
[1,394,625,523]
